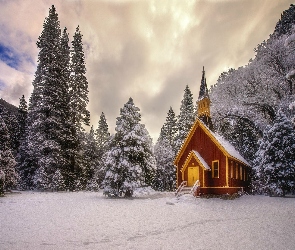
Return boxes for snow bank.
[0,191,295,249]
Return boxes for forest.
[1,4,295,197]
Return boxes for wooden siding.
[176,120,251,194]
[177,125,227,187]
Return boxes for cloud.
[0,0,294,141]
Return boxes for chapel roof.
[174,118,250,167]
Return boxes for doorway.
[187,167,199,186]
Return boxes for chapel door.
[187,167,199,186]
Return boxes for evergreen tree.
[95,112,110,151]
[59,27,76,190]
[0,170,4,195]
[103,98,156,197]
[68,25,90,190]
[175,85,195,151]
[0,115,18,191]
[21,6,73,190]
[154,128,176,191]
[254,110,295,196]
[154,107,178,191]
[31,5,64,189]
[275,4,295,36]
[83,126,100,190]
[0,102,19,155]
[17,95,27,146]
[218,116,260,164]
[70,26,90,129]
[51,169,66,191]
[95,112,110,186]
[160,107,178,154]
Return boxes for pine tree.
[83,126,100,190]
[51,169,66,191]
[0,170,4,195]
[254,110,295,196]
[59,27,76,190]
[32,5,64,189]
[95,112,110,186]
[275,4,295,36]
[0,115,18,191]
[0,102,19,155]
[161,107,178,154]
[103,98,156,197]
[68,26,90,190]
[70,26,90,129]
[17,95,27,145]
[95,112,110,151]
[154,128,176,191]
[21,6,73,190]
[175,85,195,151]
[154,107,178,191]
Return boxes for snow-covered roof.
[174,118,250,167]
[212,133,250,166]
[192,150,210,170]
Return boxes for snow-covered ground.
[1,190,295,250]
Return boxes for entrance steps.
[180,187,192,194]
[175,180,200,197]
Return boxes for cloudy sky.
[0,0,294,141]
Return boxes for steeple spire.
[198,66,208,100]
[197,66,213,130]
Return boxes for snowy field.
[1,191,295,250]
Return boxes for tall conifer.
[175,85,195,151]
[68,26,90,189]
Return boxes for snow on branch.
[284,33,295,47]
[286,69,295,80]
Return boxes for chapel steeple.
[198,66,208,99]
[197,66,213,130]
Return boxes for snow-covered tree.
[154,131,176,191]
[94,112,110,186]
[51,169,66,191]
[0,115,18,191]
[0,101,19,155]
[0,170,4,195]
[95,112,110,152]
[83,126,100,190]
[175,85,195,151]
[17,95,27,150]
[254,109,295,196]
[160,107,178,154]
[68,26,90,190]
[154,107,178,191]
[69,26,90,130]
[103,98,156,197]
[20,6,76,190]
[210,8,295,164]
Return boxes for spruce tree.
[160,107,178,153]
[154,107,178,191]
[68,26,90,190]
[0,115,18,191]
[70,26,90,129]
[95,112,110,186]
[0,170,4,195]
[22,6,72,190]
[154,127,176,191]
[175,85,195,151]
[95,112,110,152]
[83,126,100,190]
[17,95,27,145]
[103,98,156,197]
[59,27,75,190]
[33,5,64,189]
[254,110,295,196]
